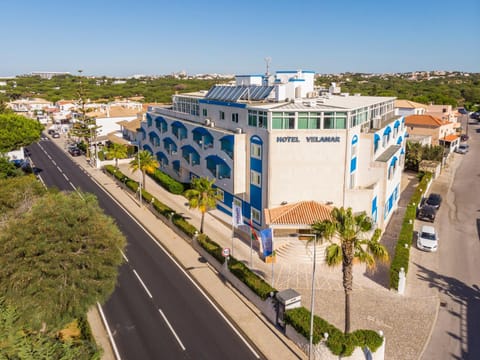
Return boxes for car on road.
[458,108,468,115]
[417,225,438,252]
[470,111,480,120]
[417,205,437,222]
[52,132,60,138]
[425,193,442,209]
[455,143,469,154]
[68,146,82,157]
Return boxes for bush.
[148,169,184,194]
[390,172,432,289]
[284,307,383,356]
[227,257,276,300]
[172,214,198,237]
[197,234,225,264]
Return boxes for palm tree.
[109,143,128,169]
[129,150,159,191]
[184,177,220,233]
[310,207,389,334]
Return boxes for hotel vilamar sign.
[276,136,341,143]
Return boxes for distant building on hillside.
[31,71,70,79]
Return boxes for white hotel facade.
[140,70,406,230]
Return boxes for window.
[248,110,257,127]
[250,170,261,187]
[202,108,207,116]
[217,188,224,202]
[251,143,261,159]
[232,113,239,123]
[233,197,242,208]
[258,111,267,128]
[324,113,334,129]
[350,173,356,189]
[251,208,261,223]
[271,112,295,129]
[220,111,225,120]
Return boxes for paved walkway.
[54,135,460,359]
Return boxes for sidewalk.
[54,134,459,360]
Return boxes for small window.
[251,170,261,187]
[220,111,225,120]
[233,197,242,208]
[251,208,261,223]
[251,143,261,159]
[232,113,239,123]
[350,173,356,189]
[202,109,207,116]
[217,188,224,202]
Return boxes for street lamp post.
[301,233,318,360]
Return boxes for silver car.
[417,225,438,252]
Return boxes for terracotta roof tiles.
[405,114,446,127]
[264,201,333,226]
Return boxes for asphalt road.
[27,136,263,360]
[421,116,480,359]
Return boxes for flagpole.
[271,227,274,288]
[231,201,235,257]
[249,211,253,268]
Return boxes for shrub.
[284,307,383,356]
[172,214,198,237]
[197,234,225,264]
[152,200,174,217]
[390,172,432,289]
[227,257,276,300]
[148,169,184,194]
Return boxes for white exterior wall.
[267,130,347,207]
[96,116,137,137]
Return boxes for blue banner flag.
[260,228,273,257]
[232,204,244,228]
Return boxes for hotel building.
[140,70,406,230]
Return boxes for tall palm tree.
[129,150,159,191]
[310,207,389,334]
[184,177,219,233]
[109,143,128,169]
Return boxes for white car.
[417,225,438,252]
[455,144,469,154]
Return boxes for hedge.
[148,168,184,194]
[284,307,383,356]
[227,257,276,300]
[389,172,432,289]
[197,234,225,264]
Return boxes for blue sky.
[1,0,479,77]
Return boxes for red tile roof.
[405,114,446,127]
[264,201,333,226]
[443,134,458,142]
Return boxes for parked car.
[68,146,82,157]
[47,129,56,135]
[417,205,437,222]
[460,134,469,142]
[52,132,60,138]
[425,193,442,209]
[417,225,438,252]
[458,108,468,115]
[455,144,469,154]
[470,111,480,120]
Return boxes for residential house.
[395,100,427,116]
[405,114,459,153]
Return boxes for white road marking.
[133,269,153,298]
[97,302,122,360]
[158,309,186,351]
[121,250,129,262]
[56,166,62,173]
[81,168,260,359]
[52,160,56,166]
[63,173,69,181]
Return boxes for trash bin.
[275,289,301,329]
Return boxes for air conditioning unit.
[204,118,211,126]
[209,122,215,128]
[234,127,242,134]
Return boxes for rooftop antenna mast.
[264,56,271,77]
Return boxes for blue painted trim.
[198,99,247,108]
[288,78,305,82]
[276,70,315,74]
[383,126,392,136]
[374,133,380,142]
[250,135,263,145]
[397,136,403,145]
[351,135,358,144]
[350,157,357,173]
[217,204,231,217]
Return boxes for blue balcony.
[148,131,160,147]
[181,145,200,166]
[163,137,178,155]
[206,155,231,179]
[220,135,234,159]
[156,151,169,167]
[192,127,214,150]
[155,116,168,133]
[172,121,188,140]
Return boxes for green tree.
[0,299,100,360]
[108,143,128,169]
[405,141,423,171]
[310,207,389,334]
[129,150,159,191]
[0,191,126,332]
[0,113,43,153]
[0,156,24,179]
[184,177,220,233]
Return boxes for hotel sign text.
[276,136,341,143]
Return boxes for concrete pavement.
[52,134,460,359]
